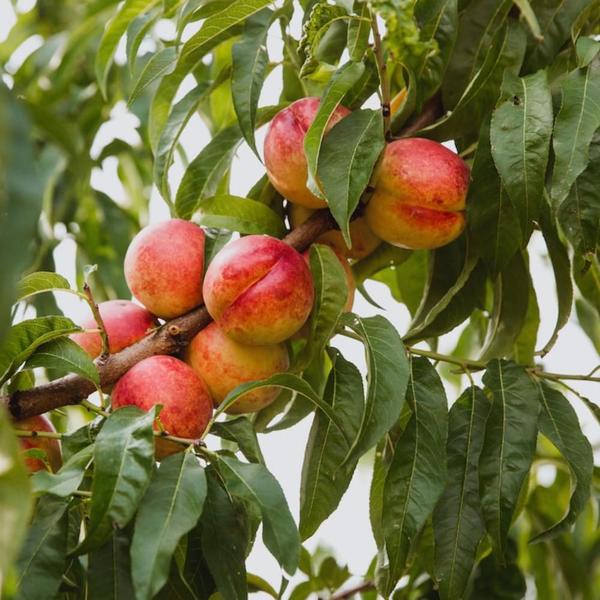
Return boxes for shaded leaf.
[88,529,135,599]
[212,417,264,464]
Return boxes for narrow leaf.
[212,417,265,464]
[128,46,178,106]
[512,0,542,39]
[88,529,135,599]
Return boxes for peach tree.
[1,1,599,598]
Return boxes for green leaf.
[25,337,99,385]
[490,70,553,236]
[297,245,348,370]
[131,452,208,600]
[216,455,300,575]
[537,201,573,356]
[196,195,285,237]
[128,46,178,107]
[15,495,70,600]
[304,61,365,196]
[317,109,385,245]
[512,0,542,39]
[378,358,448,595]
[468,123,522,275]
[232,9,273,157]
[479,360,540,557]
[126,12,157,73]
[512,278,540,365]
[532,382,593,542]
[0,316,81,387]
[31,444,94,498]
[76,407,156,554]
[433,386,491,600]
[15,271,72,303]
[479,252,530,361]
[339,314,409,464]
[551,61,600,209]
[95,0,158,97]
[346,4,370,62]
[88,529,135,599]
[212,417,265,464]
[175,126,241,219]
[299,351,363,540]
[0,406,33,587]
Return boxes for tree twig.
[329,580,376,600]
[370,11,392,139]
[82,282,110,362]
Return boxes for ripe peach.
[124,219,206,319]
[186,323,289,414]
[264,97,351,208]
[289,204,381,261]
[70,300,157,358]
[203,235,314,345]
[365,138,470,249]
[303,247,355,312]
[14,415,62,472]
[111,355,213,456]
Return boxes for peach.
[186,323,289,414]
[303,247,355,312]
[14,415,62,472]
[111,355,213,456]
[203,235,314,345]
[264,97,351,208]
[365,138,470,249]
[124,219,206,319]
[70,300,157,358]
[289,204,381,261]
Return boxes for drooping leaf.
[339,313,409,464]
[512,0,542,40]
[433,386,491,600]
[126,12,158,73]
[378,358,448,596]
[479,360,540,558]
[304,61,365,196]
[88,529,135,599]
[76,407,155,554]
[216,455,300,575]
[532,382,593,541]
[128,46,178,106]
[212,417,264,464]
[346,3,370,62]
[299,351,363,540]
[551,61,600,209]
[317,109,385,245]
[512,278,540,365]
[490,70,553,236]
[15,495,70,600]
[15,272,72,303]
[131,452,208,600]
[0,316,81,387]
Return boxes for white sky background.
[2,0,600,594]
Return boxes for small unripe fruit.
[14,415,62,473]
[289,204,381,261]
[124,219,206,319]
[203,235,314,345]
[186,323,289,414]
[365,138,470,249]
[264,97,351,208]
[111,355,213,456]
[70,300,157,358]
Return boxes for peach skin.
[264,97,351,208]
[15,415,62,472]
[124,219,205,319]
[203,235,314,345]
[365,138,470,249]
[186,323,289,414]
[70,300,157,358]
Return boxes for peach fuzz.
[289,204,381,261]
[264,97,351,209]
[70,300,157,358]
[186,323,289,414]
[203,235,314,345]
[14,415,62,473]
[365,138,470,250]
[111,355,212,457]
[124,219,205,319]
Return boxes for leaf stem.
[370,10,392,139]
[14,429,63,439]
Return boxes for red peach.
[14,415,62,473]
[70,300,157,358]
[264,97,351,209]
[365,138,470,249]
[203,235,314,345]
[290,204,381,261]
[124,219,206,319]
[186,323,289,414]
[111,355,213,456]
